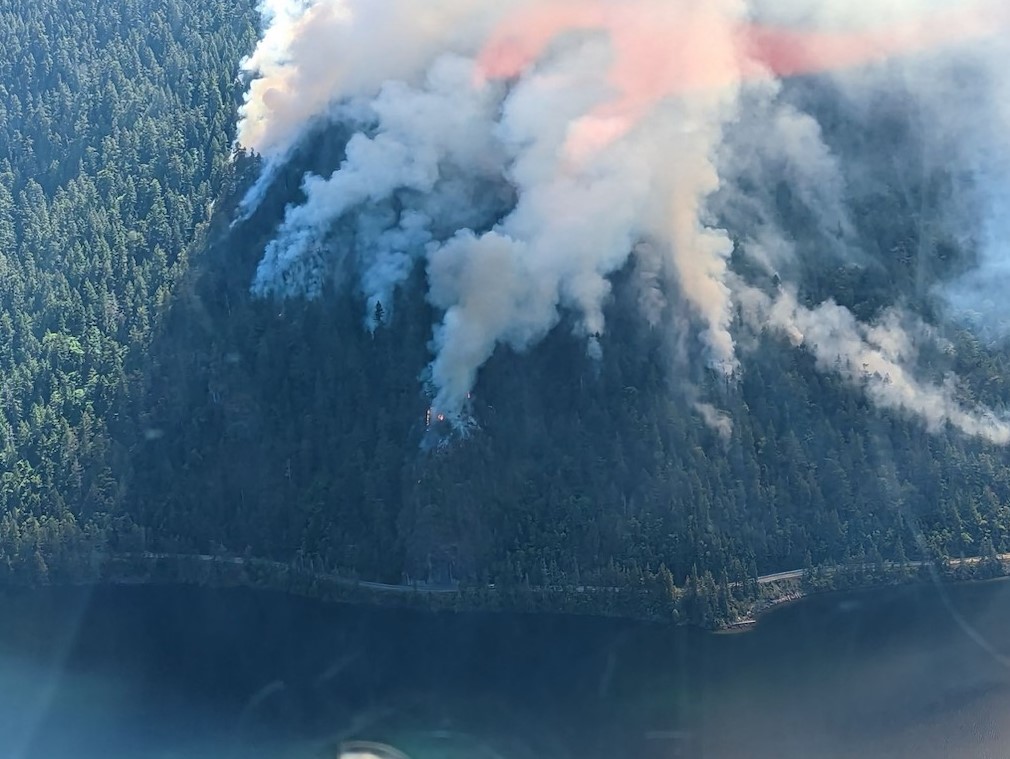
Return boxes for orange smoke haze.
[478,0,1008,155]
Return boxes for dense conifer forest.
[3,0,1010,628]
[0,0,258,581]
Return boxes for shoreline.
[726,560,1010,632]
[5,550,1008,633]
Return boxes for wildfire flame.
[425,408,447,427]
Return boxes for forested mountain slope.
[0,0,257,578]
[132,158,1010,591]
[3,0,1010,625]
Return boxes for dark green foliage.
[127,194,1010,623]
[0,0,258,573]
[3,0,1010,631]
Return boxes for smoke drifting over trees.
[237,0,1010,438]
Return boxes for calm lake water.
[1,579,1010,758]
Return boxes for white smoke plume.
[238,0,508,160]
[244,0,754,417]
[753,0,1010,330]
[239,0,1010,439]
[737,284,1010,443]
[251,55,505,307]
[694,402,735,442]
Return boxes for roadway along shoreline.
[119,550,1010,592]
[756,553,1010,585]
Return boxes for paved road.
[756,569,805,584]
[121,551,1010,594]
[118,552,459,593]
[755,553,1010,585]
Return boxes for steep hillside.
[3,0,1010,631]
[0,0,258,578]
[127,109,1010,595]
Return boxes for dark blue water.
[1,579,1010,758]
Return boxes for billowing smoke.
[737,283,1010,444]
[238,0,1010,438]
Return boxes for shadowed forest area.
[3,0,1010,630]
